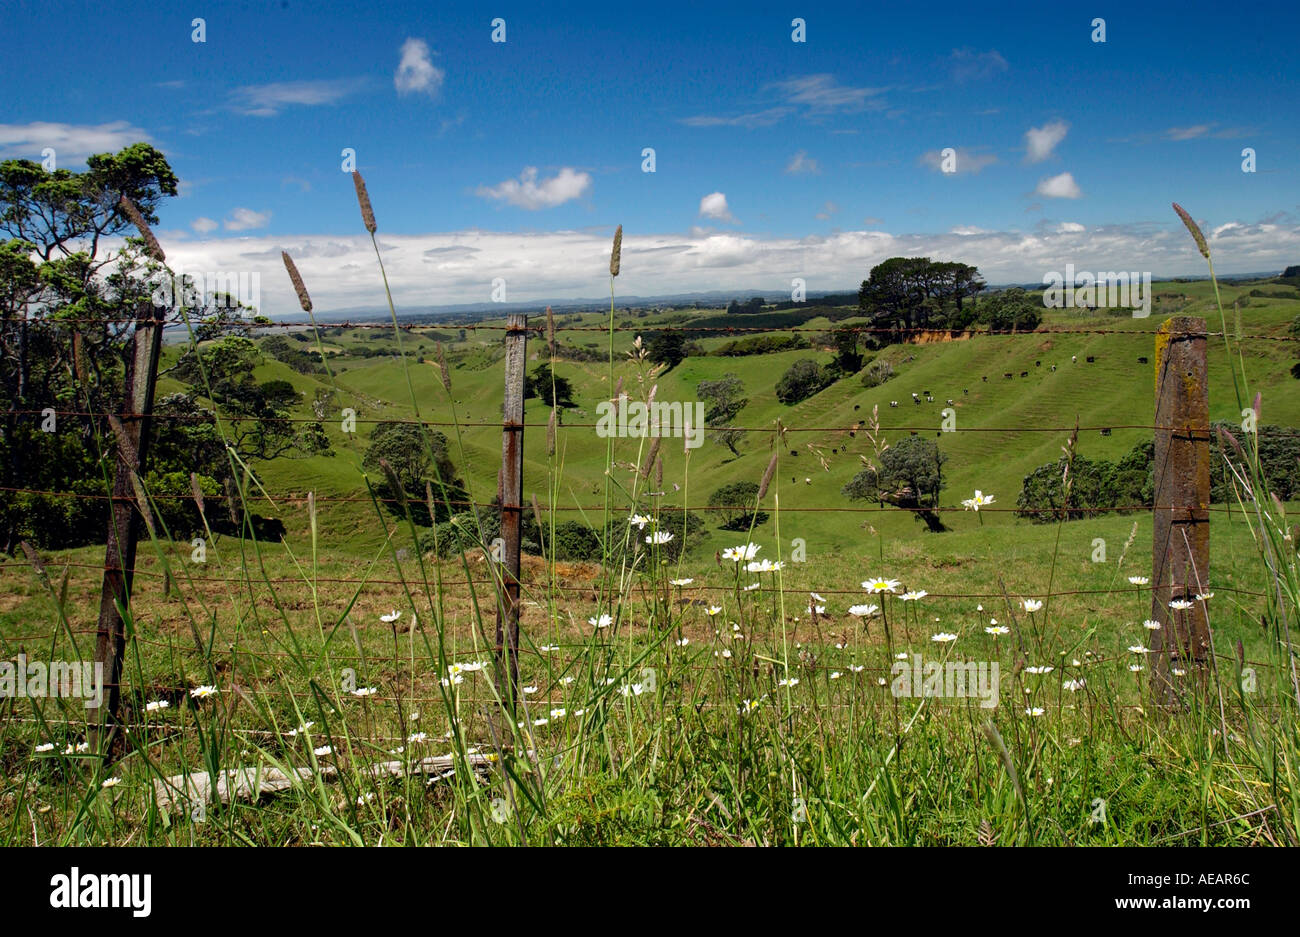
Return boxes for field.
[1,272,1298,846]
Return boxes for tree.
[842,435,948,531]
[707,481,768,530]
[363,421,466,521]
[645,331,688,370]
[524,362,575,407]
[979,287,1042,333]
[696,373,747,456]
[831,325,863,373]
[775,359,834,404]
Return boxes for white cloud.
[395,38,444,96]
[769,74,888,114]
[476,167,591,210]
[1035,172,1082,199]
[131,218,1299,314]
[231,80,364,116]
[680,108,793,128]
[1056,221,1085,233]
[0,120,150,161]
[1166,125,1210,141]
[919,148,998,174]
[950,225,990,236]
[1025,119,1069,163]
[191,217,218,234]
[699,192,737,223]
[224,208,271,231]
[949,49,1009,82]
[785,151,820,174]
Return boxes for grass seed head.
[1172,202,1209,258]
[281,251,313,312]
[353,171,377,234]
[610,225,622,277]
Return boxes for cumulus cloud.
[1025,119,1069,163]
[699,192,737,223]
[1035,172,1082,199]
[0,120,150,161]
[191,217,218,234]
[395,38,444,96]
[1056,221,1085,233]
[146,218,1299,315]
[224,208,271,231]
[475,167,591,209]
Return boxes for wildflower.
[458,661,487,672]
[287,722,315,738]
[976,604,983,612]
[829,671,842,680]
[877,677,887,686]
[900,590,928,601]
[675,637,690,646]
[550,708,567,719]
[848,604,879,617]
[522,685,538,695]
[190,685,218,700]
[863,577,901,594]
[1128,645,1151,655]
[408,732,428,743]
[810,592,826,602]
[669,578,694,586]
[35,743,54,753]
[1169,599,1194,611]
[358,792,376,805]
[646,530,674,546]
[629,514,651,530]
[1127,576,1149,586]
[743,581,761,592]
[1025,665,1054,674]
[1143,619,1161,630]
[931,632,958,643]
[380,610,401,623]
[589,614,613,629]
[849,665,865,673]
[1195,592,1214,601]
[619,683,647,697]
[313,745,333,756]
[101,777,121,789]
[1172,668,1186,677]
[808,604,826,615]
[1024,707,1044,717]
[706,606,723,616]
[539,644,560,652]
[961,490,995,511]
[777,677,800,688]
[145,700,170,712]
[739,698,761,715]
[533,717,549,727]
[722,543,760,562]
[1129,664,1145,672]
[352,686,379,697]
[1021,599,1043,613]
[560,675,576,685]
[895,652,909,660]
[985,625,1010,636]
[1063,679,1086,692]
[718,648,733,659]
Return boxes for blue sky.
[3,0,1298,312]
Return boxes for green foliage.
[1016,442,1152,522]
[775,358,834,405]
[1211,422,1300,501]
[858,257,985,341]
[523,362,575,408]
[860,358,895,388]
[261,334,325,374]
[979,287,1043,333]
[696,373,747,456]
[707,481,768,530]
[644,331,689,370]
[842,435,947,509]
[709,333,809,356]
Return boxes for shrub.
[860,359,895,388]
[707,481,768,530]
[775,359,834,404]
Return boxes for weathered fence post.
[494,313,526,706]
[1150,316,1211,703]
[90,299,167,752]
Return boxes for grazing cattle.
[982,376,988,382]
[1004,372,1013,379]
[1137,356,1148,364]
[946,398,954,406]
[854,404,860,411]
[963,388,969,395]
[1086,356,1095,363]
[914,396,922,405]
[1051,364,1056,372]
[1072,355,1077,363]
[1100,428,1112,436]
[889,400,898,408]
[1020,371,1028,377]
[791,450,799,457]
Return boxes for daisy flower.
[675,637,690,646]
[380,610,401,623]
[1063,679,1086,692]
[961,490,995,511]
[352,686,379,697]
[849,665,865,673]
[931,632,958,643]
[777,677,800,688]
[1143,619,1161,630]
[746,559,784,573]
[145,700,170,712]
[1025,665,1054,674]
[900,590,928,601]
[669,578,693,586]
[190,685,218,700]
[589,614,613,629]
[848,604,880,617]
[738,698,761,714]
[722,543,760,562]
[646,530,674,545]
[101,777,121,789]
[1024,707,1044,717]
[985,625,1010,636]
[743,582,761,592]
[34,743,54,753]
[1169,599,1194,611]
[863,577,901,594]
[1127,576,1149,586]
[809,592,826,603]
[313,745,333,757]
[1129,664,1145,672]
[629,514,651,530]
[539,644,559,652]
[1021,599,1043,613]
[706,606,723,616]
[1128,645,1151,655]
[829,672,842,680]
[1195,592,1214,602]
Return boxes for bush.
[860,359,895,388]
[551,521,603,561]
[775,359,835,404]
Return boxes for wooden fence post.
[1151,316,1211,703]
[90,299,167,752]
[494,313,526,706]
